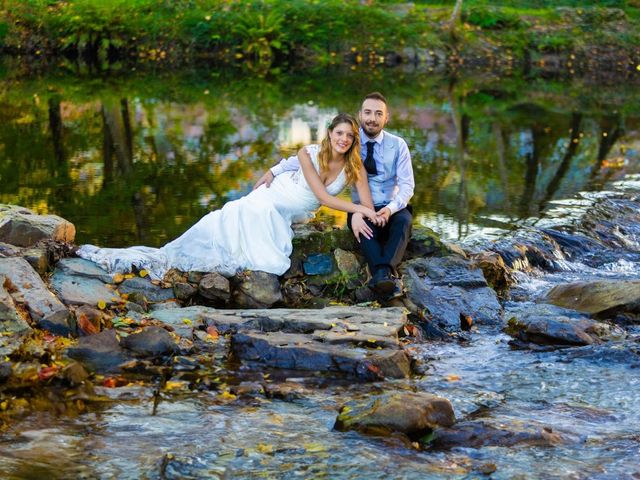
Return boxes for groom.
[254,92,415,299]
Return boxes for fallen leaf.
[257,443,273,454]
[139,270,149,278]
[38,365,58,381]
[112,273,124,284]
[445,374,461,382]
[97,300,106,310]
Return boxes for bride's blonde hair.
[318,113,361,186]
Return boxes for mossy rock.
[291,225,357,256]
[406,225,454,259]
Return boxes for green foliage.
[0,21,8,48]
[463,6,525,29]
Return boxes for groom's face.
[359,98,388,138]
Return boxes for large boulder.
[545,280,640,317]
[401,256,503,332]
[334,392,455,438]
[0,257,71,335]
[0,204,75,247]
[198,272,230,303]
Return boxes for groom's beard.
[362,123,382,138]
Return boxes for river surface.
[1,64,640,478]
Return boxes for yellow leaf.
[164,380,187,390]
[97,300,106,310]
[219,391,237,401]
[0,401,7,411]
[304,443,327,453]
[182,318,192,325]
[257,443,273,454]
[112,273,124,284]
[124,273,135,279]
[139,270,149,278]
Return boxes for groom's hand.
[376,207,391,226]
[351,212,373,243]
[253,171,274,190]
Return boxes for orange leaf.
[206,325,220,339]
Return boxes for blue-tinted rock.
[303,254,334,275]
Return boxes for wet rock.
[232,331,410,380]
[232,271,282,308]
[506,303,626,348]
[74,305,104,336]
[0,204,75,247]
[291,224,356,256]
[0,257,71,335]
[335,392,455,437]
[0,362,12,383]
[281,278,313,307]
[402,256,502,332]
[558,336,640,366]
[198,272,230,302]
[118,276,174,303]
[489,229,566,273]
[174,282,197,301]
[334,248,360,276]
[470,251,513,298]
[66,329,132,373]
[51,267,120,308]
[263,381,307,401]
[120,326,178,357]
[430,420,571,449]
[545,280,640,317]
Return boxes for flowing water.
[1,63,640,478]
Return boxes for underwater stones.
[335,392,455,437]
[0,204,75,247]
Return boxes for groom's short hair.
[363,92,388,107]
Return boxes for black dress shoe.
[370,267,394,295]
[382,279,404,301]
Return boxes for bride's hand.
[358,205,378,224]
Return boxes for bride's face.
[329,122,355,155]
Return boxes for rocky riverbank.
[2,195,639,457]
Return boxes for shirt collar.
[360,127,384,146]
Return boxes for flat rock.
[118,276,174,303]
[66,329,132,373]
[402,257,502,332]
[335,392,455,437]
[50,269,120,308]
[120,326,178,357]
[232,331,411,380]
[0,204,75,247]
[0,257,71,335]
[545,280,640,316]
[505,303,626,347]
[56,258,114,283]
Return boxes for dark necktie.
[364,141,377,175]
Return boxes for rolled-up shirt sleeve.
[386,139,414,215]
[270,154,301,176]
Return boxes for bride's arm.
[298,147,377,221]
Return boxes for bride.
[77,113,378,280]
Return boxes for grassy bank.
[1,0,640,68]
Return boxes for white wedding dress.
[77,145,346,279]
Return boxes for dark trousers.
[347,205,413,276]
